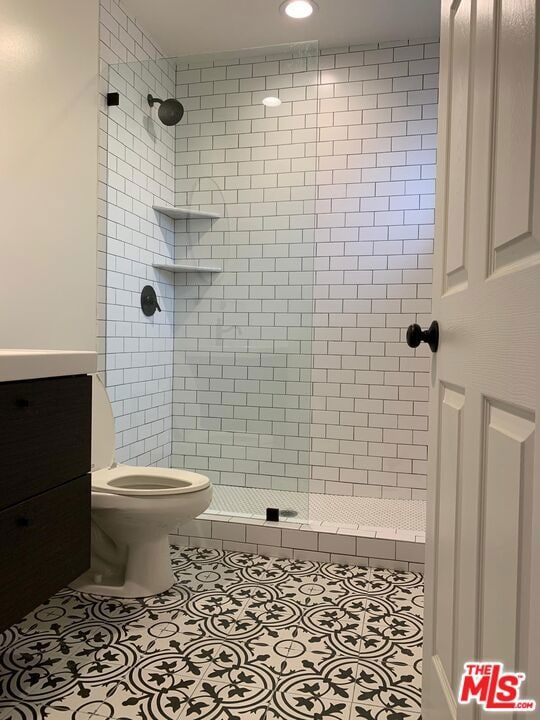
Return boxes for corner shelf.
[152,204,220,220]
[153,263,222,273]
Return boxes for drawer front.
[0,475,90,632]
[0,375,91,510]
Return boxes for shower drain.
[266,507,299,521]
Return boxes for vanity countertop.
[0,349,97,382]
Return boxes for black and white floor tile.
[0,548,423,720]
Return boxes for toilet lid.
[92,375,116,472]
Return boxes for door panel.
[480,403,534,665]
[444,0,472,291]
[424,0,540,717]
[434,386,464,686]
[491,0,537,270]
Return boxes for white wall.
[0,0,98,352]
[171,40,438,500]
[311,42,438,500]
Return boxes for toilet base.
[70,535,176,598]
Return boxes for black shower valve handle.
[143,292,161,311]
[141,285,161,316]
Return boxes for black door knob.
[406,320,439,353]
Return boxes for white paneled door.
[423,0,540,718]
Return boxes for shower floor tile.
[0,547,423,720]
[209,485,426,532]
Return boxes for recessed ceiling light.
[263,96,282,107]
[281,0,317,19]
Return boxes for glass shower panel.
[103,56,177,469]
[171,42,318,523]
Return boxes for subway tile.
[356,537,396,559]
[222,540,258,554]
[246,525,282,546]
[177,519,212,538]
[396,540,426,563]
[282,528,319,550]
[189,537,224,550]
[212,522,246,542]
[318,533,357,555]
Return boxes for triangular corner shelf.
[152,204,220,220]
[153,263,222,273]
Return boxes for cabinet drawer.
[0,375,91,510]
[0,475,90,631]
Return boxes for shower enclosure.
[103,42,319,524]
[102,37,433,546]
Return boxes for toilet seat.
[92,466,210,496]
[92,376,210,497]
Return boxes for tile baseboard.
[170,511,425,571]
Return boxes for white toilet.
[70,376,212,599]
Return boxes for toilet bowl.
[70,376,212,598]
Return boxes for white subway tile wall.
[171,45,319,498]
[99,0,176,467]
[171,40,438,500]
[309,41,437,501]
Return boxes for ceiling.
[121,0,441,59]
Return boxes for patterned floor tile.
[351,704,421,720]
[172,547,272,590]
[0,591,94,644]
[267,560,371,615]
[238,624,338,677]
[259,600,366,656]
[352,659,422,713]
[0,623,132,708]
[200,640,278,691]
[361,613,423,653]
[74,595,153,626]
[102,659,198,719]
[358,574,423,704]
[15,683,118,719]
[0,549,423,720]
[121,594,245,650]
[275,656,362,704]
[281,578,349,609]
[240,595,306,630]
[367,571,424,616]
[271,558,370,586]
[270,558,331,579]
[266,691,352,720]
[177,678,271,720]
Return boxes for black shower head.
[147,94,184,126]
